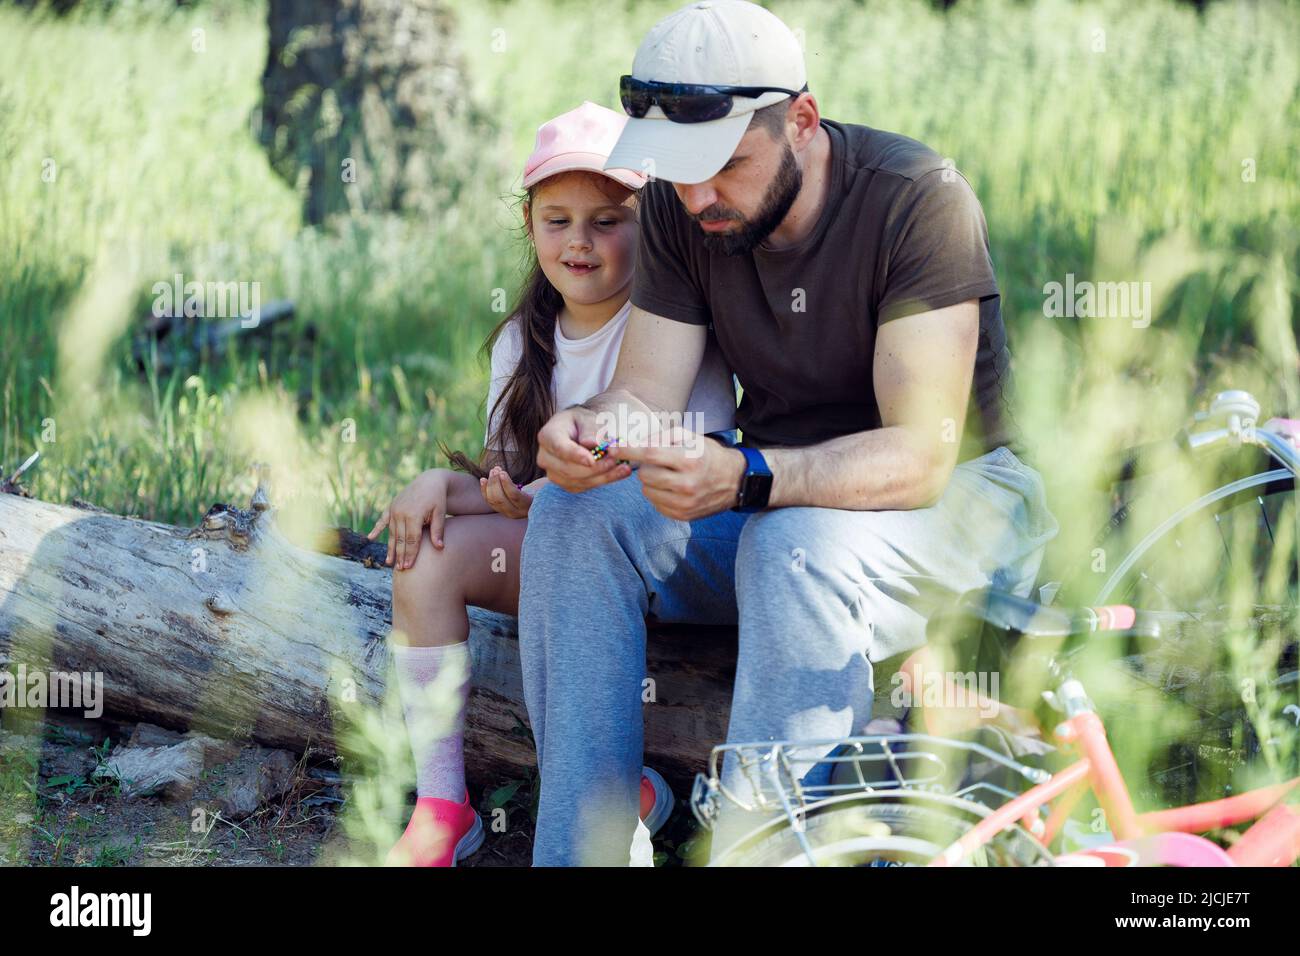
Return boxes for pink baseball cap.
[522,101,648,191]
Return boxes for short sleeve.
[877,169,999,324]
[484,320,522,451]
[630,180,711,326]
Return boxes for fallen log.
[0,489,742,790]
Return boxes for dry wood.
[0,490,739,788]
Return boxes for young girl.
[367,101,736,866]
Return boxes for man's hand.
[615,430,747,522]
[536,405,631,492]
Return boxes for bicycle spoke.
[1214,512,1232,569]
[1258,495,1274,545]
[1094,473,1300,809]
[1139,569,1208,627]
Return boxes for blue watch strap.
[737,444,770,476]
[734,444,772,512]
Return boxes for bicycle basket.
[691,732,1052,833]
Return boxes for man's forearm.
[575,386,661,420]
[761,425,951,511]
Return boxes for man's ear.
[792,93,820,149]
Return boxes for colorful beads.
[591,438,619,461]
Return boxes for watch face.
[740,472,773,509]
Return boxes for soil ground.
[0,718,706,867]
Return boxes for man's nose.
[677,182,719,216]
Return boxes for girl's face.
[526,172,638,307]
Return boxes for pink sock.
[390,641,471,800]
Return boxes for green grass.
[0,0,517,528]
[1,0,1297,532]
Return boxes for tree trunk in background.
[258,0,497,225]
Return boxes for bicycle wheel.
[712,791,1053,867]
[1082,468,1299,804]
[1092,469,1296,609]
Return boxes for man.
[518,0,1060,865]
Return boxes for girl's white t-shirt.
[485,299,737,452]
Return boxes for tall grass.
[2,0,1297,529]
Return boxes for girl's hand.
[367,469,449,570]
[521,476,550,496]
[480,466,534,519]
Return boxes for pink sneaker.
[386,791,484,867]
[639,766,674,837]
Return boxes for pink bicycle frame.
[926,706,1300,866]
[895,639,1300,866]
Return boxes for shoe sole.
[451,812,485,866]
[641,766,674,837]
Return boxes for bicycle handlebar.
[1100,391,1300,488]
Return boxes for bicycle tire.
[1082,468,1299,802]
[711,791,1053,867]
[1092,469,1295,605]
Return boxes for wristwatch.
[732,444,773,513]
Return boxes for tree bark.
[257,0,499,225]
[0,492,738,790]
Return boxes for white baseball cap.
[604,0,807,185]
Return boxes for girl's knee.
[393,527,458,604]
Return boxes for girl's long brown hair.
[440,243,559,486]
[440,173,635,486]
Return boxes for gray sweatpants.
[517,445,1059,865]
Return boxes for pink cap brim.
[523,150,646,190]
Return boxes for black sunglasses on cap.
[619,75,807,124]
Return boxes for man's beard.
[695,142,803,256]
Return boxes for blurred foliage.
[1,0,1295,529]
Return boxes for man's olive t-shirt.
[631,118,1024,464]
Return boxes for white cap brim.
[603,109,752,185]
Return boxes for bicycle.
[1072,390,1300,606]
[690,391,1300,865]
[1045,390,1300,806]
[926,609,1300,868]
[691,587,1300,866]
